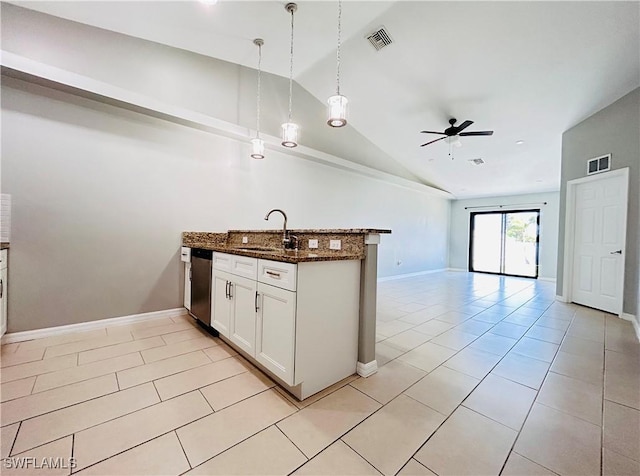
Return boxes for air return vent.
[587,154,611,175]
[366,26,393,51]
[468,158,485,166]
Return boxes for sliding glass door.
[469,210,540,278]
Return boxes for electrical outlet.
[242,236,248,244]
[308,239,318,249]
[329,239,341,250]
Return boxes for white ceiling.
[12,1,640,198]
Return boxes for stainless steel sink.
[235,247,282,253]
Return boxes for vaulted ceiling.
[9,1,640,198]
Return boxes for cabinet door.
[256,282,296,385]
[211,270,232,337]
[229,275,257,357]
[183,262,192,310]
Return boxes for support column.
[357,233,379,377]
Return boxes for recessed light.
[516,140,525,145]
[200,0,218,5]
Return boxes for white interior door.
[571,172,627,314]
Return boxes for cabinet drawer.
[230,255,258,280]
[0,250,6,271]
[213,252,232,272]
[258,259,297,291]
[214,252,258,279]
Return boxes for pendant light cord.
[336,0,342,96]
[256,41,262,138]
[288,6,295,122]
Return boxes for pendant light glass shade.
[281,122,299,148]
[251,138,265,159]
[282,3,299,148]
[327,0,348,128]
[327,95,348,127]
[251,38,265,159]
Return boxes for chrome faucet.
[264,209,297,250]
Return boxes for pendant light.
[251,38,265,159]
[281,3,299,148]
[327,0,348,127]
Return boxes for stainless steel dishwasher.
[189,248,213,327]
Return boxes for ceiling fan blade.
[420,137,446,147]
[420,130,447,135]
[459,131,494,136]
[455,120,474,133]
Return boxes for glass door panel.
[503,212,539,278]
[470,213,502,273]
[469,210,540,278]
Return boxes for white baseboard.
[621,313,640,343]
[1,308,187,344]
[538,277,557,283]
[356,360,378,378]
[555,294,568,303]
[378,268,448,282]
[447,268,467,273]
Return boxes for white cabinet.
[181,247,191,311]
[1,250,7,337]
[211,252,360,400]
[212,253,258,352]
[211,271,232,336]
[256,282,296,385]
[229,274,258,356]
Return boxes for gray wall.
[1,78,451,333]
[0,3,421,184]
[449,192,560,280]
[1,4,451,333]
[557,88,640,318]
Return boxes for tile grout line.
[496,308,580,475]
[174,430,193,472]
[389,291,565,473]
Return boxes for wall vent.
[587,153,611,175]
[366,26,393,51]
[468,158,485,166]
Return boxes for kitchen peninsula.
[182,227,390,400]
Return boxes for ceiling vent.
[468,158,485,166]
[366,26,393,51]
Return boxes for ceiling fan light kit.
[420,118,494,159]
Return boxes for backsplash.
[1,194,11,243]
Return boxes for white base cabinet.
[256,282,297,385]
[211,252,360,400]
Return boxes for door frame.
[468,209,541,278]
[560,167,629,315]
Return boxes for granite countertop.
[228,228,391,234]
[188,244,363,263]
[183,228,391,263]
[0,243,9,250]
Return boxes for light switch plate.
[308,239,318,249]
[329,239,341,250]
[242,236,248,244]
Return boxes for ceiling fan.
[420,118,494,148]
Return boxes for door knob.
[610,250,622,255]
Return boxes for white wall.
[449,192,560,280]
[1,79,450,332]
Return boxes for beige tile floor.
[1,271,639,475]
